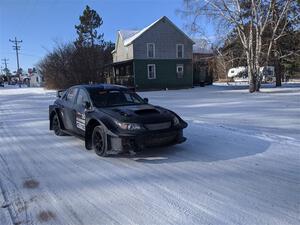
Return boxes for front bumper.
[107,129,186,154]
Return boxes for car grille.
[145,122,171,130]
[144,132,178,147]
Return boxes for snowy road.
[0,85,299,225]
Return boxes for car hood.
[97,104,174,123]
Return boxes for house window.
[176,44,184,58]
[176,64,184,78]
[126,65,131,75]
[147,64,156,79]
[147,43,155,58]
[115,68,119,75]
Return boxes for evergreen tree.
[74,5,104,48]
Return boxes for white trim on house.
[111,31,120,54]
[176,64,184,78]
[147,64,156,79]
[176,64,184,73]
[147,43,155,58]
[176,44,184,58]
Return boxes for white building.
[30,72,44,87]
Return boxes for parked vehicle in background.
[49,84,187,157]
[260,66,275,83]
[227,67,248,82]
[227,66,275,83]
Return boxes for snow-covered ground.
[0,84,299,225]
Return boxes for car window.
[65,88,78,103]
[108,91,142,106]
[76,89,89,106]
[88,89,145,107]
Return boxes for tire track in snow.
[1,120,128,225]
[17,126,173,225]
[0,127,32,225]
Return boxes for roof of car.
[74,84,129,91]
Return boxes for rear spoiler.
[56,89,66,98]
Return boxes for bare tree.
[38,42,114,89]
[180,0,298,92]
[38,6,115,89]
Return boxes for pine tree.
[74,5,104,48]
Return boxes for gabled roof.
[111,16,195,54]
[111,30,140,54]
[120,16,195,46]
[119,30,140,41]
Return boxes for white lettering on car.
[76,112,85,131]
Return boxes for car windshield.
[88,89,146,107]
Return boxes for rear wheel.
[52,114,64,136]
[92,126,107,157]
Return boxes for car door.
[62,87,78,131]
[73,88,91,136]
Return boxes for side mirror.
[56,90,65,98]
[84,101,91,109]
[143,98,149,103]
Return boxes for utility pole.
[9,37,22,81]
[2,58,9,70]
[1,58,9,76]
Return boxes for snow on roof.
[193,46,213,54]
[192,39,213,54]
[119,16,194,46]
[119,30,140,41]
[122,17,163,46]
[112,30,142,53]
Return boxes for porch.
[111,60,134,88]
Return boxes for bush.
[38,42,113,89]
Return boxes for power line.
[9,37,23,79]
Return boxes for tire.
[92,126,107,157]
[52,114,65,136]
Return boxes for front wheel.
[92,126,107,157]
[52,114,64,136]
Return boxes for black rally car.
[49,84,187,156]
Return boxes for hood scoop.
[112,109,131,117]
[134,108,160,116]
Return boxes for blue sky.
[0,0,214,72]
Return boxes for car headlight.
[173,116,180,126]
[114,120,143,130]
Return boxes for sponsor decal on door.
[76,111,85,131]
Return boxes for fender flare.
[85,117,117,150]
[49,108,66,130]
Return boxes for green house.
[111,16,195,90]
